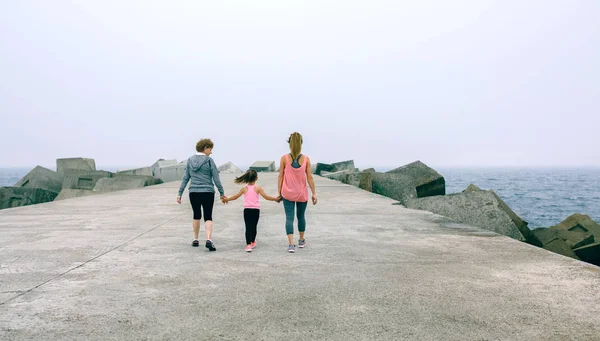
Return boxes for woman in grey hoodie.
[177,138,227,251]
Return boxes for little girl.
[224,169,280,252]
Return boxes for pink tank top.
[244,185,260,209]
[281,154,308,202]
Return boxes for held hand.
[311,194,317,205]
[276,195,283,203]
[221,195,228,204]
[176,196,182,204]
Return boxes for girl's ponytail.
[234,169,258,184]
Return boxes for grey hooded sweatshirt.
[178,153,224,197]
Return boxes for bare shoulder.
[242,186,249,193]
[279,155,287,171]
[301,155,310,165]
[255,185,263,193]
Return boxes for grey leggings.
[282,198,308,235]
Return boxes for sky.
[1,0,598,171]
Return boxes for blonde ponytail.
[288,132,303,160]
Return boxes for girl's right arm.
[224,187,246,203]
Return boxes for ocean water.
[2,167,599,228]
[0,168,30,187]
[438,168,600,228]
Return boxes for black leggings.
[189,192,214,221]
[244,208,260,245]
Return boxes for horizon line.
[2,164,600,170]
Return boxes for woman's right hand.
[176,196,182,204]
[312,194,318,205]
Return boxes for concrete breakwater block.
[360,172,418,204]
[386,160,445,198]
[249,161,276,172]
[533,227,593,250]
[543,238,580,260]
[463,184,534,244]
[406,188,526,241]
[531,214,600,264]
[151,159,177,174]
[218,162,243,174]
[93,175,157,192]
[550,213,600,237]
[62,170,113,190]
[116,167,153,176]
[323,170,362,187]
[155,163,186,182]
[14,165,63,194]
[56,157,96,175]
[358,161,445,205]
[315,163,336,176]
[314,160,357,176]
[463,184,482,193]
[359,171,374,192]
[54,189,100,201]
[0,187,58,209]
[310,161,319,174]
[331,160,356,172]
[574,242,600,266]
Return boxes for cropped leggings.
[189,192,214,221]
[282,198,307,235]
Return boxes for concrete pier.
[1,174,599,340]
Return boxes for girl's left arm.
[257,186,279,202]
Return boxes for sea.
[439,167,600,228]
[1,167,599,229]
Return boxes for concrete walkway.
[1,173,599,340]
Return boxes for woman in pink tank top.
[278,132,318,253]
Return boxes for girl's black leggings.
[244,208,260,244]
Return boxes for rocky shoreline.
[2,157,598,266]
[316,159,600,267]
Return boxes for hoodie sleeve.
[210,158,225,196]
[178,161,191,196]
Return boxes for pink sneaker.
[250,241,257,249]
[245,245,252,252]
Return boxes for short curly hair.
[196,138,214,152]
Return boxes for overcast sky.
[1,0,598,170]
